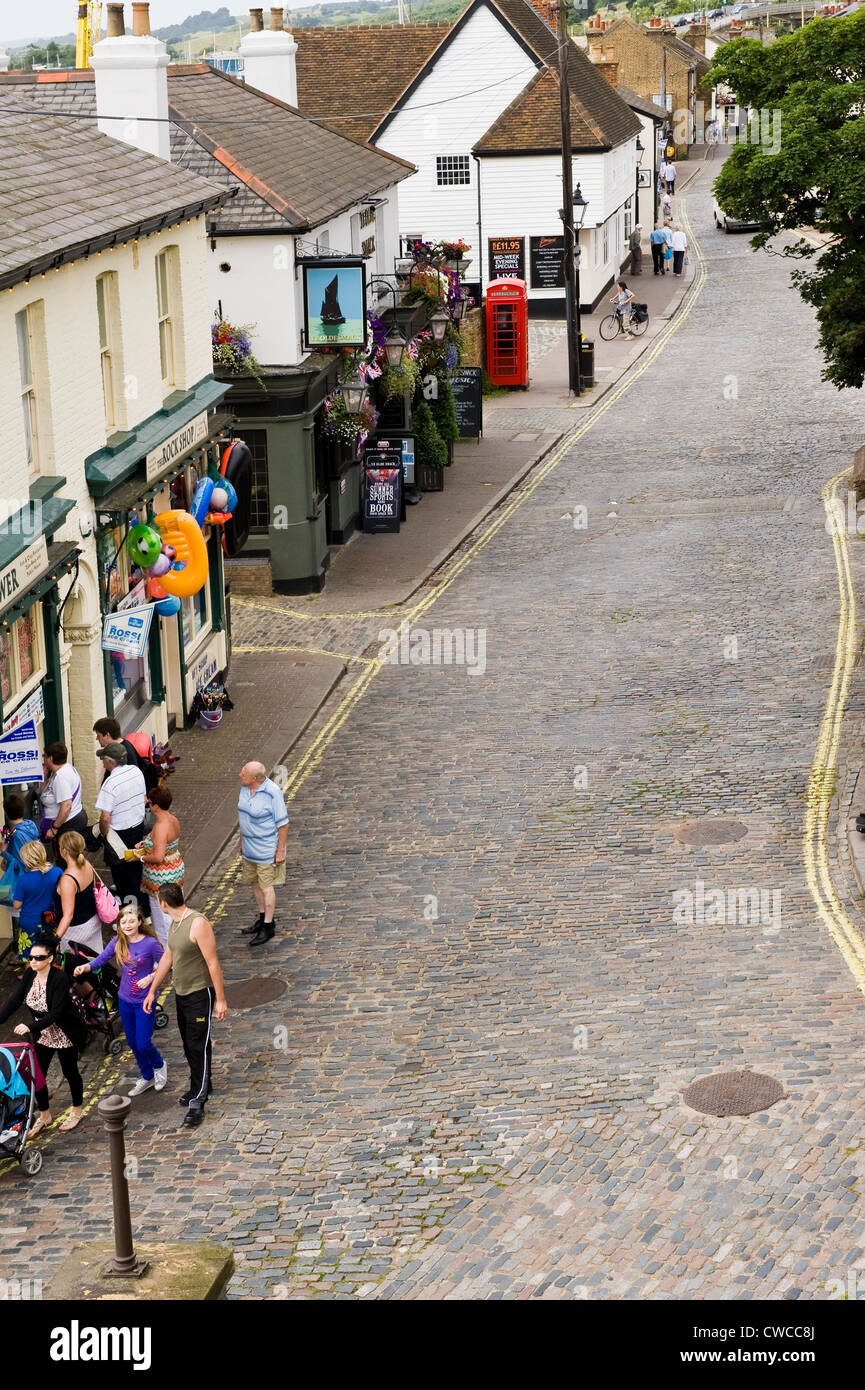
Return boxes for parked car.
[713,196,760,233]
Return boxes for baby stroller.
[0,1043,44,1176]
[59,940,168,1056]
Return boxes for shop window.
[436,156,470,186]
[15,304,50,478]
[181,582,210,650]
[96,272,123,432]
[155,247,184,393]
[243,430,270,534]
[98,521,151,716]
[624,198,632,246]
[0,608,45,715]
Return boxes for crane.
[75,1,103,69]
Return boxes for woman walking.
[134,784,184,945]
[55,831,105,955]
[74,905,166,1098]
[671,224,688,276]
[11,840,62,961]
[0,934,87,1134]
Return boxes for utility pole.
[558,0,581,396]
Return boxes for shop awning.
[0,490,76,610]
[84,376,230,499]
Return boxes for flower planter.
[418,463,445,492]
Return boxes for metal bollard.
[98,1094,149,1278]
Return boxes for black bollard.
[98,1093,148,1278]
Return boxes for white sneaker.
[128,1077,155,1097]
[153,1064,168,1092]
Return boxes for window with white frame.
[15,306,43,478]
[96,272,122,432]
[0,608,44,713]
[436,155,471,186]
[181,582,211,650]
[603,218,610,265]
[624,198,633,245]
[155,249,177,390]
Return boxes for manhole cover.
[224,976,287,1010]
[673,818,748,846]
[682,1069,784,1117]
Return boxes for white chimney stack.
[239,6,298,108]
[92,2,171,163]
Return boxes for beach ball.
[149,552,172,577]
[155,595,181,617]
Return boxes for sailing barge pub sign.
[302,258,367,349]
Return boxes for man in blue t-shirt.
[650,223,668,276]
[237,761,289,948]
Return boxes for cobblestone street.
[7,174,865,1303]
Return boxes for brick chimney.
[239,5,298,106]
[596,61,618,88]
[530,0,558,30]
[91,2,171,163]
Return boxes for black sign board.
[529,235,565,290]
[450,367,483,440]
[488,236,525,282]
[363,442,403,533]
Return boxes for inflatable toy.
[127,522,162,568]
[155,595,181,617]
[153,509,209,598]
[149,551,172,577]
[219,439,253,558]
[146,577,168,600]
[189,476,215,528]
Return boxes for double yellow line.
[804,472,865,992]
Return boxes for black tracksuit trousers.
[175,986,214,1110]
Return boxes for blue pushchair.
[0,1043,43,1176]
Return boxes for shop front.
[85,377,241,740]
[0,497,79,946]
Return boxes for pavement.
[10,149,865,1304]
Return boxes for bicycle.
[599,306,649,340]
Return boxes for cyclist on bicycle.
[611,279,636,337]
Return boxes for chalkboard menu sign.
[530,235,565,290]
[450,367,483,439]
[363,442,403,533]
[488,236,525,281]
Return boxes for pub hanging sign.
[302,258,367,349]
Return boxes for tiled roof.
[617,82,667,121]
[0,65,414,234]
[651,29,712,69]
[488,0,560,62]
[0,98,227,286]
[294,23,452,144]
[474,40,641,152]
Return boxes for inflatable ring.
[219,439,253,558]
[153,509,209,598]
[190,476,215,528]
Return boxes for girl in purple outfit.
[74,905,167,1098]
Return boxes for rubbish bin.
[579,338,595,389]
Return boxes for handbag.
[665,244,673,261]
[92,869,120,924]
[0,856,20,904]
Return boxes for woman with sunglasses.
[0,933,88,1135]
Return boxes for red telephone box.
[485,277,529,388]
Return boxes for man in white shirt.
[665,160,676,195]
[41,741,87,859]
[95,742,147,908]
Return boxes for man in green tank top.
[143,883,229,1128]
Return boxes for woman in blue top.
[74,904,167,1098]
[12,839,63,962]
[1,792,40,912]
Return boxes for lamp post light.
[450,296,466,324]
[339,375,367,413]
[384,326,406,369]
[429,308,449,342]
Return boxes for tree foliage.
[710,11,865,388]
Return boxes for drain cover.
[673,818,748,846]
[682,1069,784,1117]
[224,976,287,1010]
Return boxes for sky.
[0,1,330,46]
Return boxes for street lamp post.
[557,0,581,396]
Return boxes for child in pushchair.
[0,1042,45,1175]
